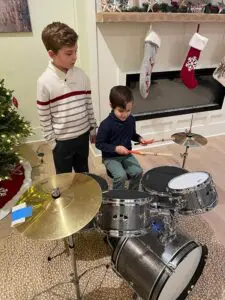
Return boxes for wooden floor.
[1,135,225,247]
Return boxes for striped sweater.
[37,62,97,149]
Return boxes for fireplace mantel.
[96,12,225,23]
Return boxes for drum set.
[13,130,217,300]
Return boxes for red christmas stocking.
[180,33,208,89]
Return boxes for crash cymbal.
[171,132,207,147]
[15,173,102,241]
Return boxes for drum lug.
[177,198,187,209]
[166,262,176,274]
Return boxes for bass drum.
[111,229,207,300]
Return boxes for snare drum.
[141,166,188,210]
[112,229,207,300]
[167,171,218,215]
[96,190,153,237]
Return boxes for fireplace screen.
[127,68,225,121]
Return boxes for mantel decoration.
[99,0,225,14]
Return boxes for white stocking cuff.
[189,33,208,51]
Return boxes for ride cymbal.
[14,173,102,240]
[171,132,207,147]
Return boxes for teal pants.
[104,154,143,190]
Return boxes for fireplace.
[126,68,225,121]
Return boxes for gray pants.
[104,155,143,190]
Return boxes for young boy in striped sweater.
[37,22,97,174]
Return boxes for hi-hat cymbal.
[15,173,102,241]
[171,132,208,147]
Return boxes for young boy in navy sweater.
[96,86,146,190]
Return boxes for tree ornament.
[12,97,19,108]
[0,188,8,197]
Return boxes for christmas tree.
[0,79,32,181]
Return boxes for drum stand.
[159,196,187,245]
[159,210,177,245]
[150,208,177,245]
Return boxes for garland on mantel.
[102,1,225,14]
[126,3,225,13]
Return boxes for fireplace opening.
[126,68,225,121]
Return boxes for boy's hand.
[90,134,96,144]
[139,137,154,145]
[115,145,129,155]
[49,140,57,150]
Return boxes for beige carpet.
[1,215,225,300]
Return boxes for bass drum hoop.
[150,243,208,300]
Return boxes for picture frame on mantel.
[96,0,225,23]
[0,0,32,33]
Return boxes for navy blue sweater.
[96,112,141,159]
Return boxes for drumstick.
[128,150,172,157]
[134,138,172,145]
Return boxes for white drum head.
[168,172,209,190]
[159,246,202,300]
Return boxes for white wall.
[74,0,90,77]
[0,0,81,141]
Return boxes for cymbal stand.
[181,145,189,169]
[180,114,194,169]
[68,234,82,300]
[67,234,110,300]
[44,233,111,300]
[47,239,70,261]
